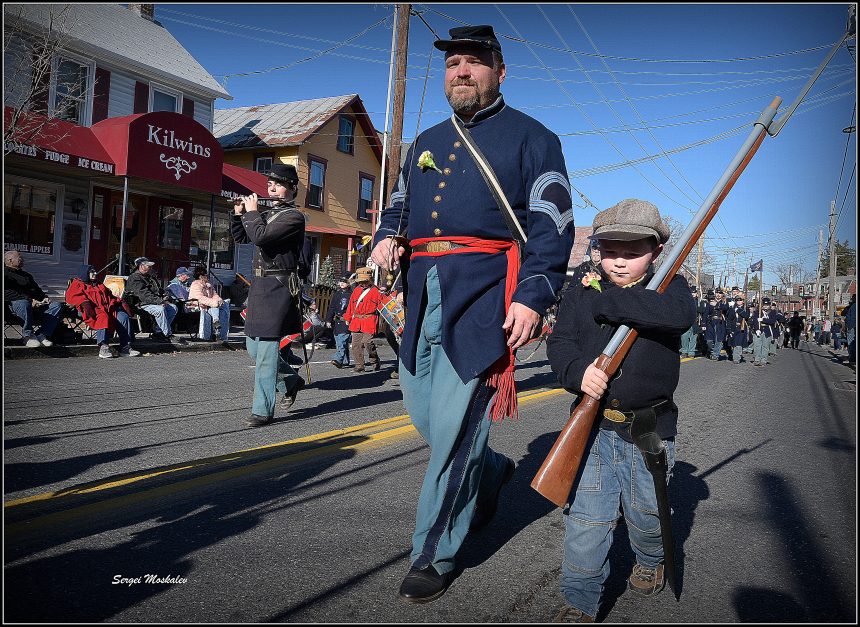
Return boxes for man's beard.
[446,81,499,116]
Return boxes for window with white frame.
[52,56,92,125]
[255,156,273,174]
[151,85,180,113]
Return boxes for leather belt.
[412,241,468,253]
[353,313,375,319]
[601,400,671,426]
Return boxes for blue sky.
[156,3,857,287]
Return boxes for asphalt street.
[3,339,856,623]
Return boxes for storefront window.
[4,181,58,255]
[158,205,184,249]
[190,206,234,269]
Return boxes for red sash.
[410,236,520,422]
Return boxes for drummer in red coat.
[343,267,383,373]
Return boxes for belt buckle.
[603,409,627,423]
[254,268,263,277]
[426,241,449,253]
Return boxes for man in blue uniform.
[370,25,573,603]
[725,292,749,363]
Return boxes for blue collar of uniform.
[458,95,506,127]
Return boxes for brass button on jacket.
[431,211,439,219]
[434,228,442,236]
[610,399,620,408]
[448,154,456,161]
[454,141,461,148]
[443,168,452,175]
[433,195,442,203]
[438,181,446,189]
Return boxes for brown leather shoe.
[553,605,594,623]
[628,562,665,596]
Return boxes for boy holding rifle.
[546,199,695,622]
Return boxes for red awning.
[222,162,268,197]
[91,111,223,194]
[4,106,116,174]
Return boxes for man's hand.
[581,357,609,401]
[503,302,541,350]
[370,237,404,271]
[243,193,259,214]
[80,301,96,320]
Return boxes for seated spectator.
[189,267,230,342]
[124,257,181,343]
[166,266,194,302]
[66,265,140,358]
[4,249,63,347]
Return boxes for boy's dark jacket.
[546,267,695,443]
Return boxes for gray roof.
[214,95,361,149]
[4,3,231,101]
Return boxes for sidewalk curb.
[3,338,247,360]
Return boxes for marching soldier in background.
[231,164,306,427]
[343,267,383,373]
[704,288,728,360]
[751,297,779,366]
[679,286,700,358]
[725,292,749,364]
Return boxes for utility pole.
[814,228,823,316]
[827,199,837,322]
[386,3,411,201]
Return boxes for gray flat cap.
[590,198,670,244]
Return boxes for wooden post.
[386,3,411,201]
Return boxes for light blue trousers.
[245,337,302,418]
[399,266,509,576]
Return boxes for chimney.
[128,4,154,21]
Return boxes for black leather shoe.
[245,414,273,427]
[470,456,516,531]
[398,564,452,604]
[331,360,343,369]
[281,379,306,410]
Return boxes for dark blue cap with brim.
[434,25,502,54]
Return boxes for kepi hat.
[434,25,502,54]
[264,164,299,185]
[355,267,373,282]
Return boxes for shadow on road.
[4,435,366,622]
[730,471,852,622]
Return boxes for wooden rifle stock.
[531,96,782,508]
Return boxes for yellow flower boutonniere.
[581,271,602,292]
[417,150,442,173]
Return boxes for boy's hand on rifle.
[581,358,609,401]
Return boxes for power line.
[423,7,840,64]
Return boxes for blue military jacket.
[374,96,574,382]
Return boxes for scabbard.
[630,410,679,600]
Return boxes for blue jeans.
[95,310,134,347]
[9,299,63,338]
[198,300,230,341]
[399,266,509,576]
[141,303,177,335]
[847,328,855,363]
[679,327,697,356]
[245,337,302,418]
[561,429,675,618]
[333,332,351,365]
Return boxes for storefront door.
[103,189,148,274]
[146,196,193,280]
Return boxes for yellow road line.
[6,360,698,512]
[5,425,417,537]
